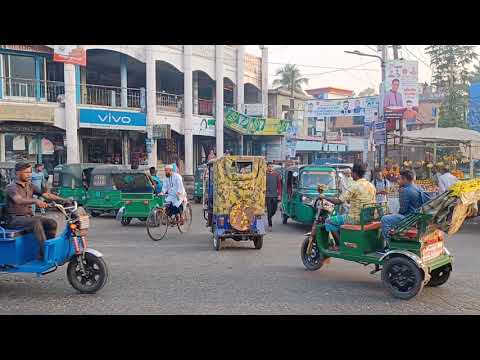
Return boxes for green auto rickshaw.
[85,164,129,217]
[52,163,98,205]
[281,165,339,225]
[193,164,207,204]
[114,169,164,226]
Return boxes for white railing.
[156,91,183,113]
[0,77,65,103]
[198,98,214,116]
[79,84,142,109]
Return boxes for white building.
[0,45,268,181]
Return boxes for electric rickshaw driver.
[5,162,70,260]
[317,162,376,248]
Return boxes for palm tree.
[272,64,308,120]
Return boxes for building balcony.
[79,83,143,109]
[198,98,214,116]
[0,77,65,104]
[156,91,183,114]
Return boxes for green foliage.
[425,45,478,128]
[272,64,309,95]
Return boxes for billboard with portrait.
[304,96,379,124]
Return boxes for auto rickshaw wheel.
[282,213,288,224]
[139,217,147,222]
[253,235,263,250]
[121,217,131,226]
[381,256,424,300]
[426,264,452,287]
[301,236,326,271]
[67,253,108,294]
[90,211,100,218]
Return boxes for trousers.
[266,197,278,227]
[380,214,405,243]
[7,216,58,258]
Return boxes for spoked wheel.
[301,236,327,271]
[146,208,169,241]
[67,253,108,294]
[177,203,193,233]
[426,264,452,287]
[121,217,131,226]
[381,256,424,300]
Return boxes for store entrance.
[83,137,122,164]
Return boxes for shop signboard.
[53,45,86,66]
[192,116,216,137]
[468,82,480,132]
[224,108,289,135]
[243,103,265,117]
[0,45,53,54]
[78,108,146,131]
[384,60,419,124]
[0,104,55,123]
[304,96,379,124]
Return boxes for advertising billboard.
[53,45,87,66]
[468,82,480,132]
[304,96,379,124]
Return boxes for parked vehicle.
[52,163,98,205]
[281,165,339,225]
[204,156,266,250]
[0,201,108,294]
[193,164,207,204]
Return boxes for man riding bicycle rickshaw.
[159,164,187,224]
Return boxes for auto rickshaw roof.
[90,164,130,175]
[285,164,336,173]
[111,168,149,175]
[54,163,99,174]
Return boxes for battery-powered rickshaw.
[115,169,164,226]
[205,155,266,251]
[193,164,207,204]
[0,201,108,294]
[281,165,339,225]
[299,179,480,299]
[52,163,97,205]
[85,165,128,217]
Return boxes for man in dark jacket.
[266,163,282,231]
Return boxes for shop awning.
[402,127,480,145]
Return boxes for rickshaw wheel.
[121,218,131,226]
[253,236,263,250]
[212,225,221,251]
[146,208,169,241]
[178,203,193,233]
[67,253,108,294]
[139,217,147,222]
[301,236,326,271]
[381,256,424,300]
[426,264,451,287]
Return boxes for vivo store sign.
[79,108,146,130]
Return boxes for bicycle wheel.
[146,207,169,241]
[178,203,193,233]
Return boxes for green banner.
[224,108,289,135]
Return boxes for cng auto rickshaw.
[85,165,128,217]
[298,179,480,299]
[193,164,207,204]
[115,169,164,226]
[52,163,97,205]
[205,155,266,251]
[281,165,339,225]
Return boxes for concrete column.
[239,134,244,155]
[261,46,269,118]
[236,46,245,113]
[146,46,157,167]
[184,45,194,177]
[0,134,5,162]
[192,71,199,115]
[122,131,129,165]
[64,63,80,164]
[80,67,87,104]
[120,54,128,108]
[215,45,224,155]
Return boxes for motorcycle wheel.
[301,236,326,271]
[90,211,100,218]
[67,253,108,294]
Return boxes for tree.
[358,87,377,97]
[425,45,478,128]
[272,64,309,121]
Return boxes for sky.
[246,45,479,95]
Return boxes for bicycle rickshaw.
[300,179,480,300]
[52,163,97,205]
[115,169,164,226]
[204,155,266,251]
[85,165,128,217]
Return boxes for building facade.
[0,45,268,180]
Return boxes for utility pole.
[392,45,403,164]
[380,45,387,168]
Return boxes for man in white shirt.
[160,164,187,222]
[437,166,458,193]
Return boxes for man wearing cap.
[160,164,187,222]
[5,162,68,260]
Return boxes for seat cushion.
[341,221,381,231]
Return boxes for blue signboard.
[79,108,147,130]
[468,82,480,132]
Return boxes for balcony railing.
[0,77,65,103]
[156,91,183,113]
[198,98,214,116]
[79,83,142,109]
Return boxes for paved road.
[1,205,480,314]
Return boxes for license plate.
[422,241,444,262]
